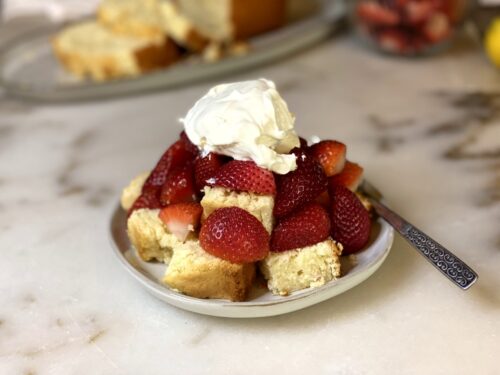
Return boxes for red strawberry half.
[194,152,225,191]
[209,160,276,195]
[179,131,200,156]
[128,189,161,216]
[356,1,400,26]
[329,185,371,254]
[159,202,202,241]
[271,203,331,252]
[199,207,269,263]
[329,161,364,192]
[142,139,196,191]
[309,140,347,177]
[129,139,195,214]
[159,164,197,206]
[273,157,327,218]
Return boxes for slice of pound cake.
[163,239,255,301]
[175,0,286,42]
[127,208,183,263]
[52,21,179,81]
[260,239,343,296]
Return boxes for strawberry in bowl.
[121,79,374,301]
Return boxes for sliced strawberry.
[309,140,347,177]
[159,202,202,241]
[271,203,331,252]
[142,140,195,192]
[159,164,197,206]
[329,185,371,254]
[273,157,328,218]
[209,160,276,195]
[128,189,161,216]
[329,161,364,192]
[194,152,224,191]
[404,0,436,25]
[179,131,199,157]
[199,207,269,263]
[422,12,450,43]
[356,1,400,26]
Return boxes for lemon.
[485,18,500,67]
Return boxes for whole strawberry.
[194,152,224,191]
[209,160,276,195]
[329,185,371,254]
[271,203,331,252]
[273,157,327,218]
[199,207,270,263]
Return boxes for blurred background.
[0,0,498,100]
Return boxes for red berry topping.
[271,203,331,252]
[128,189,161,216]
[404,0,435,25]
[422,12,450,43]
[194,152,224,191]
[356,1,400,26]
[142,140,195,191]
[329,161,364,192]
[309,140,347,177]
[273,157,327,218]
[179,131,200,156]
[159,165,197,206]
[159,202,203,241]
[329,185,371,254]
[209,160,276,195]
[199,207,270,263]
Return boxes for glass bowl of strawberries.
[351,0,471,56]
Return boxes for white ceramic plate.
[109,203,394,318]
[0,1,345,102]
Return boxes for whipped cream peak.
[181,79,300,174]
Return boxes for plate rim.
[108,202,395,318]
[0,1,346,102]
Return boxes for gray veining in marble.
[0,33,499,375]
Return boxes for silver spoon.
[359,180,478,290]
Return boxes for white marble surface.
[1,33,499,375]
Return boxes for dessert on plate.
[121,79,372,301]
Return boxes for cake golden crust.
[127,208,182,263]
[231,0,286,40]
[163,240,255,301]
[52,21,179,81]
[260,238,343,296]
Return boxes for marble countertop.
[1,32,499,375]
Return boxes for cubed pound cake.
[52,21,179,81]
[201,186,274,233]
[127,208,184,263]
[163,239,255,301]
[175,0,286,42]
[120,171,150,211]
[260,239,343,296]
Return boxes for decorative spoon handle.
[365,190,478,290]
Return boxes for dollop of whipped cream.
[181,79,300,174]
